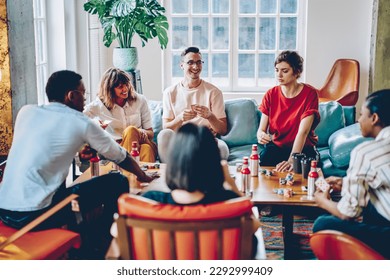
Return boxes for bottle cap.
[90,156,100,163]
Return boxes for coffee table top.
[232,166,317,207]
[72,162,317,207]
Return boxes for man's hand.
[180,109,197,122]
[137,171,160,183]
[325,176,343,192]
[192,104,211,119]
[79,145,96,161]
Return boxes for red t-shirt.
[259,84,320,148]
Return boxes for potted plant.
[84,0,169,71]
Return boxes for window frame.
[163,0,307,93]
[33,0,49,105]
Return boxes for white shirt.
[162,80,226,128]
[0,103,127,211]
[83,94,153,140]
[338,126,390,220]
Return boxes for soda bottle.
[130,141,140,163]
[90,155,100,177]
[250,144,259,177]
[241,157,251,197]
[307,160,319,198]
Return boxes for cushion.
[0,221,81,260]
[148,100,163,143]
[221,98,261,148]
[328,123,372,169]
[118,194,253,221]
[315,101,346,147]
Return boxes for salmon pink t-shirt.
[259,84,320,148]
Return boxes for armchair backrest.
[116,194,254,260]
[309,230,385,260]
[318,59,360,106]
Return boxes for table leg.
[282,207,294,259]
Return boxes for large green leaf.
[84,0,169,48]
[110,0,136,17]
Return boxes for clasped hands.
[181,104,211,122]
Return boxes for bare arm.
[162,109,197,131]
[257,114,272,144]
[192,105,227,135]
[118,153,157,182]
[314,188,351,220]
[275,115,314,172]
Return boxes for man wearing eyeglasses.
[157,46,229,163]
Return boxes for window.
[33,0,48,104]
[163,0,306,92]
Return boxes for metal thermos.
[250,144,259,177]
[241,157,251,196]
[90,156,100,177]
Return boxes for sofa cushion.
[315,101,346,147]
[148,100,163,143]
[221,98,261,148]
[328,123,372,169]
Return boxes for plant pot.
[113,47,138,71]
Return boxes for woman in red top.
[257,51,320,172]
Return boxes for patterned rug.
[260,213,317,260]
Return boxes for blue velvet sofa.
[148,98,371,177]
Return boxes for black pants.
[260,142,320,167]
[313,202,390,259]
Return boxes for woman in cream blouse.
[84,67,157,162]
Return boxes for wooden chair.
[0,194,81,260]
[309,230,385,260]
[108,194,255,260]
[318,59,360,106]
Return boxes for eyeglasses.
[183,60,204,66]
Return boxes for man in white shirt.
[157,46,229,162]
[0,70,157,258]
[313,89,390,258]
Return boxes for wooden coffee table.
[70,161,169,194]
[232,166,318,259]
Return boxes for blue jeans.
[313,202,390,258]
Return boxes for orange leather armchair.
[309,230,385,260]
[318,59,360,106]
[110,194,255,260]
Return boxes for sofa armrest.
[328,123,372,169]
